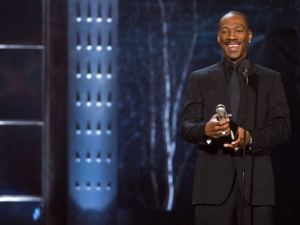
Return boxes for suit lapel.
[208,60,259,126]
[209,61,231,112]
[236,63,259,126]
[236,85,256,125]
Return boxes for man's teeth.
[228,45,239,47]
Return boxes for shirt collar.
[222,56,234,73]
[222,56,249,75]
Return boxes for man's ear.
[248,29,252,41]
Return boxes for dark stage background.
[0,0,299,224]
[118,0,300,224]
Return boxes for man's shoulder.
[192,63,220,76]
[252,63,279,75]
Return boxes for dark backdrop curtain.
[118,1,300,224]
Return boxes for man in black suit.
[180,11,290,225]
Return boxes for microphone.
[238,59,250,79]
[237,59,251,225]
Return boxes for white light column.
[67,1,118,224]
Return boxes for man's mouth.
[227,44,240,52]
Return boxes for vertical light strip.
[68,0,118,224]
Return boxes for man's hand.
[223,127,252,150]
[204,114,230,139]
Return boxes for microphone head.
[237,59,250,77]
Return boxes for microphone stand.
[240,68,249,225]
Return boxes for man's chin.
[225,53,243,62]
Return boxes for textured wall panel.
[0,1,43,44]
[68,1,118,224]
[0,49,43,120]
[0,1,45,224]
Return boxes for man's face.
[217,13,252,63]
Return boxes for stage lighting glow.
[68,0,118,223]
[86,73,92,79]
[32,207,41,221]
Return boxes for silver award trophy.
[216,104,238,141]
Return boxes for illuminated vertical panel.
[68,0,118,224]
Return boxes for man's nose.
[228,30,237,39]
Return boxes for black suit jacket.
[180,59,290,206]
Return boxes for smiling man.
[180,11,290,225]
[218,11,252,63]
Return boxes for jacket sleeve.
[180,72,208,145]
[250,72,291,151]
